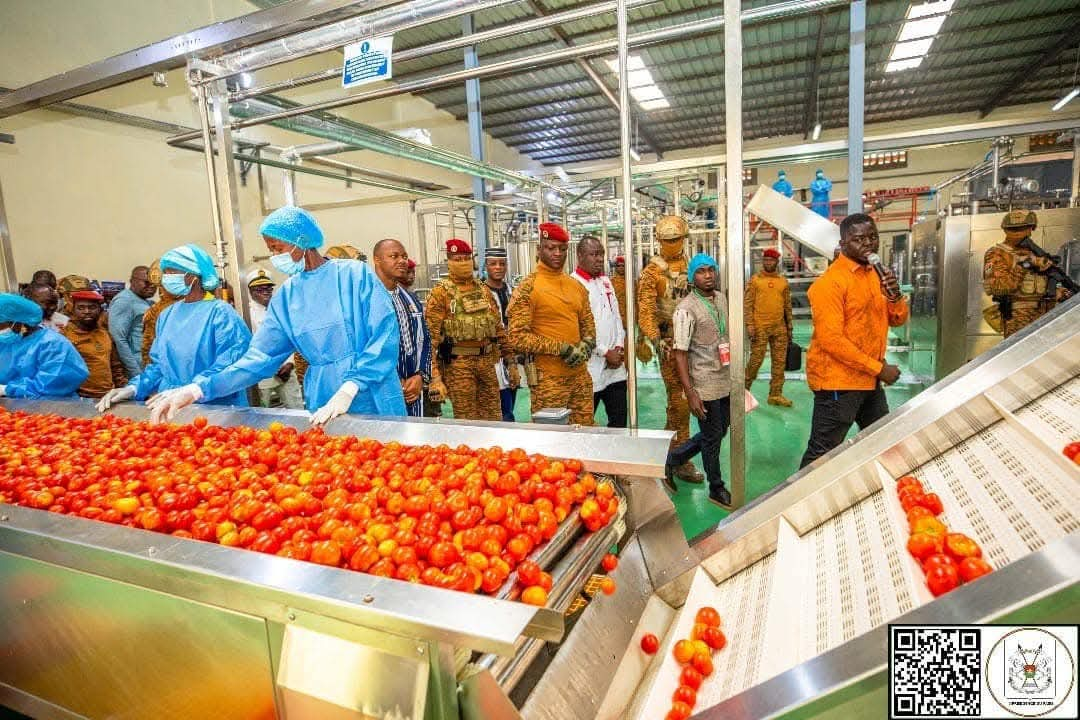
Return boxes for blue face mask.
[0,328,21,346]
[161,274,193,298]
[270,250,306,275]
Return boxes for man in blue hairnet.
[660,253,734,509]
[143,206,405,424]
[96,244,252,412]
[772,170,793,198]
[809,169,832,218]
[0,293,89,399]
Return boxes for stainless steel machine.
[2,300,1077,719]
[910,206,1080,380]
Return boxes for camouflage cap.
[148,259,163,286]
[58,275,92,294]
[1000,209,1037,230]
[325,245,363,260]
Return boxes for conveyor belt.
[630,377,1080,716]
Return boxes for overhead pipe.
[168,0,848,143]
[230,0,655,103]
[210,0,522,79]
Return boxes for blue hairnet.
[259,206,324,250]
[688,253,718,280]
[0,293,44,325]
[161,244,220,291]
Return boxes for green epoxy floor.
[448,323,926,541]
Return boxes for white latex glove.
[0,384,6,398]
[96,385,136,412]
[310,381,359,426]
[147,383,203,424]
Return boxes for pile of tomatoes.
[1063,441,1080,464]
[897,475,992,597]
[0,409,617,599]
[642,606,726,720]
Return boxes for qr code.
[890,626,981,717]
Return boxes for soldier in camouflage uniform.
[983,210,1070,338]
[638,215,703,482]
[425,238,511,421]
[610,255,628,336]
[508,223,596,426]
[745,247,793,406]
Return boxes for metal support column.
[715,165,725,288]
[193,79,227,279]
[1072,132,1080,207]
[283,169,299,206]
[209,80,251,324]
[463,14,489,254]
[616,0,638,429]
[0,173,15,292]
[724,0,746,508]
[847,0,866,213]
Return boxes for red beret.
[407,259,417,269]
[614,255,625,263]
[445,238,472,255]
[70,290,105,302]
[538,223,570,243]
[762,248,781,259]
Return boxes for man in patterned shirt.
[373,239,430,417]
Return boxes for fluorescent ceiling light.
[885,0,954,72]
[812,122,821,140]
[639,98,670,110]
[1052,88,1079,111]
[630,85,665,102]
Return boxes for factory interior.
[0,0,1079,718]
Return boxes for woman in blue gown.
[0,293,88,399]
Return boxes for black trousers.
[799,387,889,469]
[594,380,628,428]
[666,396,730,494]
[500,387,518,422]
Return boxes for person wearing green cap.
[661,253,733,509]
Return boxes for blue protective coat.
[772,178,793,198]
[0,328,89,399]
[133,299,251,406]
[197,259,406,417]
[809,176,833,218]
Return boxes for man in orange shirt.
[508,222,596,425]
[800,213,908,468]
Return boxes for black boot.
[660,465,677,494]
[708,484,733,509]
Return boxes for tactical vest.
[650,256,690,325]
[439,279,500,341]
[992,242,1048,301]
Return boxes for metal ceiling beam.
[435,23,1073,120]
[0,0,414,118]
[523,0,662,156]
[978,17,1080,117]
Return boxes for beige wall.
[0,0,539,286]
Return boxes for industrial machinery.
[910,206,1080,379]
[2,299,1077,719]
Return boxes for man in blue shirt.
[108,265,156,377]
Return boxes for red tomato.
[925,563,960,596]
[600,577,616,595]
[640,633,659,654]
[1062,442,1080,460]
[906,505,934,525]
[918,492,944,516]
[910,516,947,538]
[695,606,721,628]
[679,666,704,690]
[601,553,619,572]
[672,685,697,708]
[310,540,342,567]
[944,533,982,560]
[958,557,993,583]
[691,651,714,677]
[922,553,958,573]
[907,532,944,561]
[899,490,926,513]
[516,560,541,587]
[666,703,692,720]
[895,476,923,495]
[673,639,695,664]
[521,586,548,606]
[702,626,727,651]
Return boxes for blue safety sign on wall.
[342,36,394,89]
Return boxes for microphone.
[867,253,902,301]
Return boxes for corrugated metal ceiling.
[255,0,1080,165]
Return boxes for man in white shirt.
[245,268,303,409]
[27,283,69,331]
[572,235,627,427]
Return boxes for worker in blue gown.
[0,293,89,399]
[772,169,793,198]
[809,168,833,218]
[145,206,405,425]
[96,245,251,411]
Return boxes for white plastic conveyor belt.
[628,375,1080,716]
